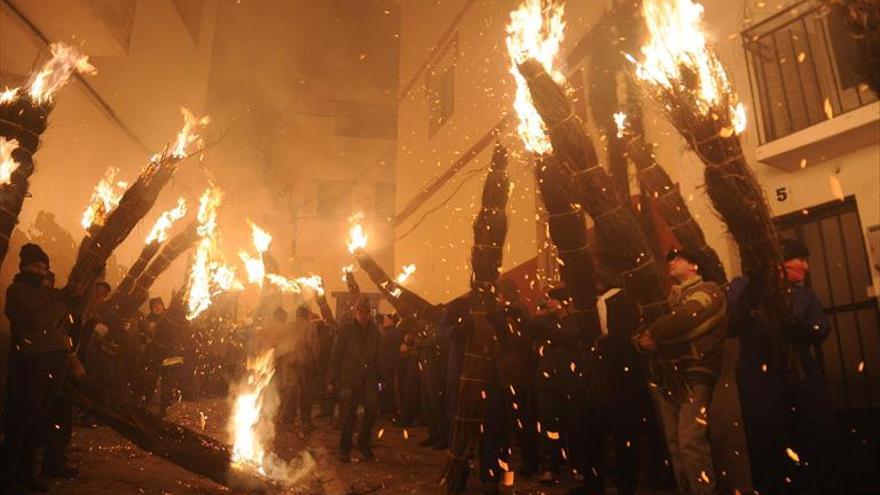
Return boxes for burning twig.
[116,219,200,321]
[618,120,727,284]
[110,198,188,308]
[0,43,96,267]
[186,187,241,320]
[346,215,440,323]
[630,0,790,332]
[514,53,669,322]
[66,109,210,299]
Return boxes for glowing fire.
[171,108,211,159]
[0,137,21,186]
[145,197,187,244]
[295,275,325,297]
[0,88,17,105]
[341,264,356,283]
[239,251,266,287]
[25,43,97,105]
[505,0,566,155]
[81,167,128,230]
[633,0,746,134]
[238,221,273,288]
[346,213,368,254]
[230,349,276,475]
[187,187,241,320]
[613,112,628,138]
[395,264,417,284]
[249,221,273,254]
[266,273,301,294]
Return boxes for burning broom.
[507,0,670,323]
[0,43,96,267]
[629,0,793,350]
[66,108,210,299]
[346,214,442,324]
[110,198,188,308]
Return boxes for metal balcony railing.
[743,0,878,144]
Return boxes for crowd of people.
[0,235,869,494]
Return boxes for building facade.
[394,0,879,412]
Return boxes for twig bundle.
[0,94,49,266]
[353,249,441,323]
[66,155,183,299]
[624,134,727,284]
[632,49,790,333]
[518,59,670,323]
[116,220,200,320]
[109,240,162,307]
[442,142,511,493]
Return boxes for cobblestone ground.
[47,398,671,495]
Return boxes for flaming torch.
[296,275,336,324]
[111,198,187,307]
[631,0,790,330]
[239,220,272,288]
[66,109,210,298]
[0,43,96,267]
[505,0,566,155]
[186,187,242,320]
[509,0,670,323]
[81,167,128,232]
[0,137,21,186]
[346,213,439,322]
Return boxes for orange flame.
[633,0,746,134]
[229,349,276,475]
[249,220,273,254]
[0,137,21,186]
[239,251,266,288]
[0,88,17,105]
[505,0,566,155]
[266,273,301,294]
[171,108,211,159]
[145,197,187,244]
[395,264,417,284]
[81,167,128,230]
[187,187,241,320]
[28,43,96,105]
[613,112,628,138]
[346,213,368,254]
[294,275,325,297]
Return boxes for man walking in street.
[329,296,381,462]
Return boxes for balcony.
[742,0,878,171]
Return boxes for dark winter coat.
[646,275,727,385]
[728,276,839,491]
[330,318,381,390]
[5,272,72,357]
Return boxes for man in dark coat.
[0,244,84,493]
[731,238,839,494]
[133,297,182,416]
[329,296,381,462]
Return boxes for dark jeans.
[44,395,73,467]
[418,350,448,441]
[136,360,181,414]
[338,385,379,453]
[0,351,68,478]
[479,381,539,484]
